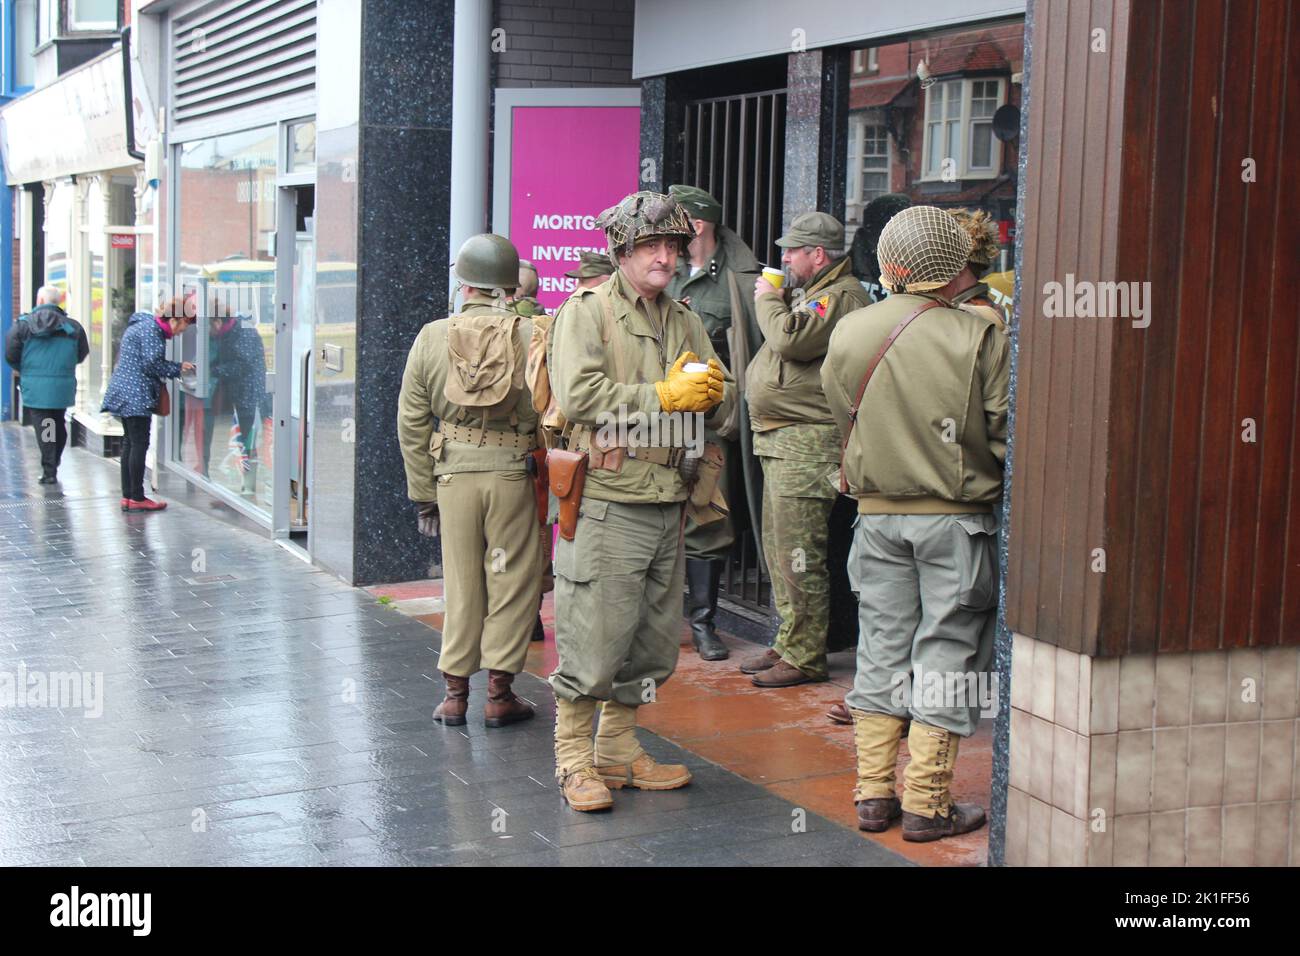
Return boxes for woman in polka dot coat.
[101,298,195,512]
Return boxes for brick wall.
[494,0,635,88]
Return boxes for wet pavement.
[0,422,908,867]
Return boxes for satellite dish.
[993,104,1020,142]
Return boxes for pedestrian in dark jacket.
[3,286,89,483]
[203,307,269,495]
[101,296,195,512]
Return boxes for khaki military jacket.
[397,301,539,503]
[821,292,1009,514]
[548,270,736,505]
[746,256,871,432]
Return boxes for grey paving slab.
[0,423,907,867]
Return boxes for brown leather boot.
[595,753,692,791]
[856,797,903,832]
[560,767,613,812]
[751,659,827,687]
[903,803,987,842]
[739,647,781,674]
[484,670,534,728]
[432,673,469,726]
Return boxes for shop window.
[287,120,316,172]
[921,77,1006,180]
[68,0,118,31]
[174,126,278,513]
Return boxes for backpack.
[444,311,524,416]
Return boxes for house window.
[37,0,56,44]
[69,0,118,31]
[851,47,878,76]
[922,77,1006,180]
[13,0,37,88]
[845,112,891,224]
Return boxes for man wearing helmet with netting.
[397,233,544,731]
[544,191,735,812]
[947,208,1008,331]
[821,205,1009,843]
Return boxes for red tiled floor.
[373,579,992,866]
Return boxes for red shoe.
[120,498,130,513]
[126,498,168,512]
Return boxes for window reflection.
[174,127,277,512]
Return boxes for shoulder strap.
[596,282,630,384]
[838,300,941,493]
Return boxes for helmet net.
[596,192,695,261]
[876,205,974,293]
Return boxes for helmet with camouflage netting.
[948,208,1001,278]
[596,191,695,262]
[876,205,974,294]
[454,233,521,291]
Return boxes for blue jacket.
[211,319,269,415]
[101,312,182,419]
[4,305,89,409]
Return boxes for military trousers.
[759,455,838,679]
[435,470,544,678]
[550,497,685,707]
[844,513,998,738]
[683,436,736,561]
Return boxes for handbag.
[155,382,171,417]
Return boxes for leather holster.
[547,448,588,541]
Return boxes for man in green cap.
[563,249,615,296]
[397,233,543,729]
[665,183,761,662]
[741,211,871,688]
[546,190,735,812]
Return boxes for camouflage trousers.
[759,455,838,679]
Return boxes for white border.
[490,87,641,238]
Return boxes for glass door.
[272,184,315,538]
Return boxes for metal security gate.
[681,89,786,267]
[679,89,786,617]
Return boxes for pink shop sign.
[508,106,640,310]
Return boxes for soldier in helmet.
[564,250,615,294]
[821,205,1008,842]
[397,233,543,729]
[665,184,761,662]
[545,191,735,812]
[510,260,546,317]
[740,212,871,688]
[947,208,1008,330]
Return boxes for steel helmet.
[596,191,695,261]
[454,234,521,291]
[876,205,974,294]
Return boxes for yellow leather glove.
[705,357,725,406]
[655,352,717,413]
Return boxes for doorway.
[272,184,315,545]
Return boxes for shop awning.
[0,48,139,185]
